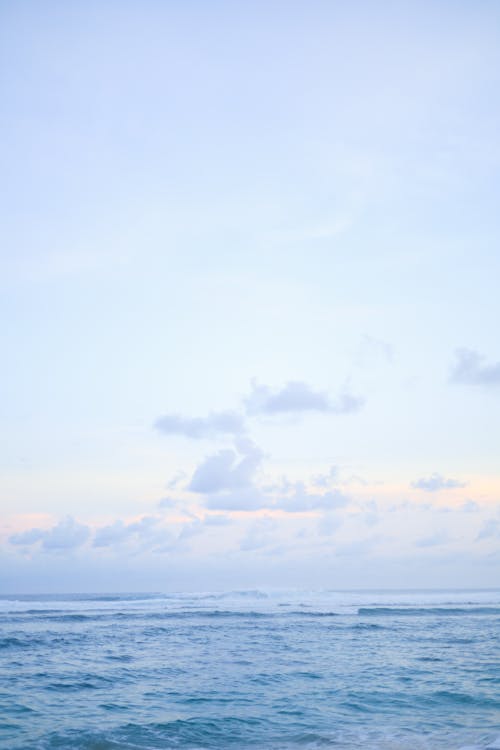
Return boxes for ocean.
[1,589,499,749]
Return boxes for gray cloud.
[9,516,90,551]
[449,348,500,386]
[189,438,263,494]
[411,473,466,492]
[155,410,245,439]
[244,379,363,416]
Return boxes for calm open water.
[1,589,500,749]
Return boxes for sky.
[1,0,500,592]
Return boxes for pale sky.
[1,0,500,592]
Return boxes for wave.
[358,606,500,616]
[188,589,270,600]
[25,721,500,750]
[38,716,277,749]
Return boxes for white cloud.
[202,514,233,526]
[188,438,263,494]
[461,500,479,513]
[204,488,268,511]
[178,518,204,540]
[411,473,466,492]
[477,519,500,540]
[9,516,90,551]
[155,410,245,439]
[278,483,350,513]
[449,348,500,386]
[93,520,129,547]
[415,531,449,548]
[9,528,46,546]
[317,513,343,536]
[240,518,277,552]
[312,465,339,488]
[94,515,162,548]
[354,335,394,366]
[158,496,178,509]
[244,379,364,416]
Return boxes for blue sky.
[1,0,500,592]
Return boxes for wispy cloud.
[277,483,349,513]
[93,515,162,548]
[354,335,394,366]
[155,410,245,439]
[9,516,90,551]
[477,519,500,540]
[415,531,449,548]
[411,473,466,492]
[244,379,364,416]
[449,348,500,386]
[240,517,277,552]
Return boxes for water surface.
[1,589,500,749]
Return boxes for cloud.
[9,516,90,551]
[361,500,380,527]
[45,517,89,551]
[204,488,268,511]
[9,528,46,546]
[178,519,204,540]
[449,348,500,386]
[154,410,245,439]
[279,484,350,513]
[330,391,365,414]
[187,440,352,513]
[240,518,277,552]
[202,514,233,526]
[411,473,466,492]
[461,500,479,513]
[312,465,339,488]
[158,496,178,509]
[93,521,130,547]
[244,379,364,416]
[317,513,343,536]
[167,472,187,489]
[189,438,263,494]
[477,519,500,540]
[94,516,162,548]
[355,335,394,366]
[415,531,448,548]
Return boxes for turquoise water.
[1,589,500,749]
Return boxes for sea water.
[1,589,499,749]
